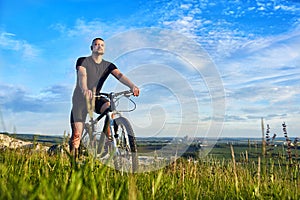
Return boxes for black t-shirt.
[72,56,117,103]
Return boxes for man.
[70,37,140,157]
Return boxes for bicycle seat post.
[109,93,116,111]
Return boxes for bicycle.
[80,89,139,173]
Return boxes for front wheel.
[113,117,139,173]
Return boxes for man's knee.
[100,102,110,113]
[70,122,83,149]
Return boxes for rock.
[0,133,49,152]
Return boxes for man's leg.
[70,119,84,159]
[94,99,111,156]
[70,101,87,159]
[101,102,111,139]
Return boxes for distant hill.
[0,132,65,146]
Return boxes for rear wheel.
[113,117,138,173]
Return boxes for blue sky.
[0,0,299,138]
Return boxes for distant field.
[1,132,299,161]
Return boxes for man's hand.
[82,89,93,99]
[132,86,140,96]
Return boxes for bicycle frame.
[80,90,139,172]
[86,90,134,156]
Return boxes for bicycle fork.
[107,112,120,155]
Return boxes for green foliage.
[0,147,299,200]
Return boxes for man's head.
[91,38,105,55]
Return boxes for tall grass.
[0,148,299,200]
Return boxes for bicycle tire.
[113,116,139,173]
[80,130,93,156]
[81,129,103,158]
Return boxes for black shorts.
[70,96,108,123]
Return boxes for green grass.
[0,146,299,200]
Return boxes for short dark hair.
[91,38,104,50]
[92,37,104,44]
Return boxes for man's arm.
[78,66,93,99]
[111,69,140,96]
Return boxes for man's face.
[92,39,105,55]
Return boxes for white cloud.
[276,4,300,12]
[0,32,40,59]
[208,19,300,137]
[50,18,128,40]
[4,111,69,135]
[0,83,71,113]
[180,4,192,10]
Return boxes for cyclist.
[69,37,140,158]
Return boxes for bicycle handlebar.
[93,90,136,112]
[94,90,133,99]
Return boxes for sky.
[0,0,299,138]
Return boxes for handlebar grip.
[114,90,132,97]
